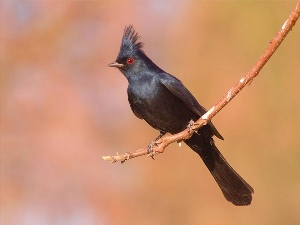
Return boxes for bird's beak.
[108,61,124,68]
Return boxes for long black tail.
[185,134,254,206]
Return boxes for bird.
[108,25,254,206]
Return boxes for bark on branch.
[102,1,300,163]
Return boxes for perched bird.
[109,25,254,206]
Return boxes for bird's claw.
[146,141,155,159]
[147,140,159,160]
[147,134,164,160]
[187,120,199,134]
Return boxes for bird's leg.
[187,120,199,134]
[147,132,165,159]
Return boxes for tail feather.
[185,134,254,206]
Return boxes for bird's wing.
[160,74,224,140]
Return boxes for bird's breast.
[128,79,160,109]
[128,79,196,133]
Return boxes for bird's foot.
[187,120,199,134]
[147,133,165,160]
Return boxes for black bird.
[109,25,254,206]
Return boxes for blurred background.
[1,1,300,225]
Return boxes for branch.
[102,1,300,163]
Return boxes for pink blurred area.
[1,1,300,225]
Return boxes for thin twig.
[102,1,300,163]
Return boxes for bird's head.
[108,25,145,76]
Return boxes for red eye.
[127,57,134,64]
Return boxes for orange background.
[1,1,300,225]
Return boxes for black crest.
[120,25,143,56]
